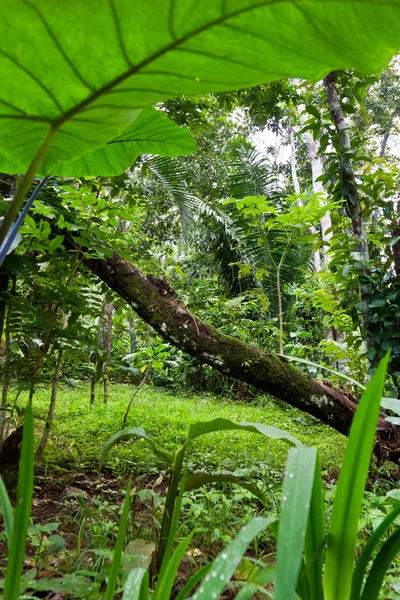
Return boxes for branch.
[78,247,400,463]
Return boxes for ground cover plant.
[1,0,400,598]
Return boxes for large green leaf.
[100,426,173,468]
[188,417,302,446]
[56,107,197,176]
[0,0,399,175]
[323,354,390,600]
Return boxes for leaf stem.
[0,126,56,246]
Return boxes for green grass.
[23,383,346,477]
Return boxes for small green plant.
[112,353,400,599]
[27,521,66,571]
[100,418,301,573]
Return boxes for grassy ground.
[3,384,399,598]
[27,383,347,477]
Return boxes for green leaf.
[56,108,197,176]
[360,529,400,600]
[185,472,268,505]
[104,482,131,600]
[100,426,173,468]
[306,105,321,120]
[0,476,14,549]
[0,0,399,174]
[192,517,275,600]
[275,447,318,600]
[350,505,400,600]
[3,402,34,600]
[323,354,391,600]
[122,567,149,600]
[235,565,275,600]
[188,418,301,447]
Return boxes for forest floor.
[2,384,399,598]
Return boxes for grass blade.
[360,528,400,600]
[192,517,275,600]
[153,533,194,600]
[104,481,131,600]
[303,453,325,600]
[323,354,390,600]
[275,447,317,600]
[3,402,34,600]
[122,567,149,600]
[0,475,14,548]
[350,505,400,600]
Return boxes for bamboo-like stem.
[0,127,56,246]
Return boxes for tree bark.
[290,126,321,272]
[98,298,114,403]
[297,104,333,253]
[323,73,371,354]
[79,248,400,463]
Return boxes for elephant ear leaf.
[0,0,399,175]
[54,108,197,177]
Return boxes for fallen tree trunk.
[80,248,400,463]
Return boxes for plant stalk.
[0,127,56,246]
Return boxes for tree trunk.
[290,126,321,272]
[129,313,137,353]
[323,73,371,353]
[78,248,400,463]
[98,298,114,403]
[0,275,15,443]
[0,271,10,341]
[293,81,333,263]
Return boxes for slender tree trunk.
[99,299,114,403]
[290,126,321,271]
[323,73,371,353]
[0,275,15,443]
[277,265,284,355]
[35,253,79,461]
[121,363,152,429]
[90,366,96,405]
[75,247,400,463]
[0,271,10,341]
[35,331,65,463]
[293,81,333,264]
[129,313,137,353]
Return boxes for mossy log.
[81,249,400,464]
